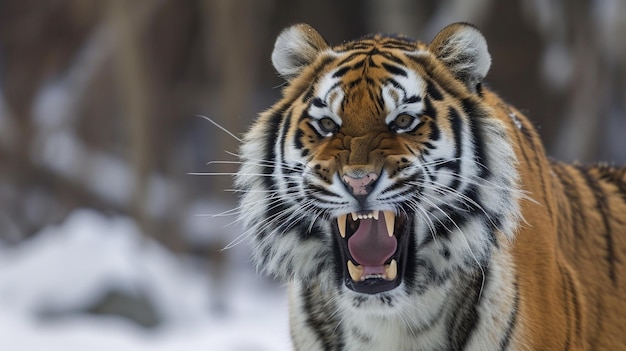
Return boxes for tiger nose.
[342,173,379,195]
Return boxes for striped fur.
[235,23,626,350]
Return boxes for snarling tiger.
[235,22,626,350]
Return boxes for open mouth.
[335,210,409,294]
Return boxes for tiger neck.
[333,241,519,350]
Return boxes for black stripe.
[406,55,466,98]
[385,78,406,93]
[561,263,583,349]
[312,55,335,73]
[529,152,553,224]
[433,157,459,172]
[448,107,463,189]
[302,85,315,102]
[369,88,384,114]
[497,280,519,351]
[259,244,272,265]
[511,117,557,229]
[511,121,533,175]
[339,43,373,52]
[323,81,342,103]
[366,56,379,68]
[332,65,351,78]
[336,51,368,65]
[551,163,586,251]
[508,111,553,222]
[381,38,416,50]
[403,95,421,104]
[404,143,418,156]
[401,218,420,293]
[381,62,408,77]
[569,275,583,343]
[576,165,617,285]
[595,165,626,203]
[311,97,326,108]
[476,82,483,96]
[422,141,435,150]
[299,55,335,97]
[293,127,304,150]
[427,209,470,243]
[427,79,444,101]
[351,59,366,70]
[346,77,362,88]
[588,298,604,349]
[257,107,291,240]
[422,96,437,120]
[262,109,285,189]
[461,98,489,178]
[379,183,413,200]
[516,112,536,145]
[381,42,416,51]
[279,110,293,172]
[380,51,407,64]
[559,264,572,351]
[448,266,488,350]
[301,286,344,351]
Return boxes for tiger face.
[237,23,520,308]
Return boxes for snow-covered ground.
[0,209,291,350]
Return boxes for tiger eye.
[319,117,337,133]
[394,114,415,129]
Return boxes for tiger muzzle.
[342,172,379,195]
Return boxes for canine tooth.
[347,260,364,281]
[373,211,379,220]
[385,259,398,280]
[383,211,395,237]
[351,212,358,221]
[337,214,347,238]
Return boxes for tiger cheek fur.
[235,22,626,350]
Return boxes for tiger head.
[237,23,520,305]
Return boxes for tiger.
[234,22,626,350]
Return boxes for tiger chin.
[235,22,626,350]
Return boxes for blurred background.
[0,0,624,350]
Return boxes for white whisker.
[197,114,243,143]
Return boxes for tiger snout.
[342,172,379,195]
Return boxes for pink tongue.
[347,217,397,266]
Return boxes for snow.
[0,209,291,351]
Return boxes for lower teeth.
[347,259,398,282]
[385,259,398,281]
[347,260,363,281]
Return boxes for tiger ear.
[271,24,329,81]
[429,23,491,93]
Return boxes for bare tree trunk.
[552,1,606,162]
[107,0,162,237]
[202,0,262,198]
[200,0,268,312]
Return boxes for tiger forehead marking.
[296,49,454,181]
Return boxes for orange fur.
[239,23,626,350]
[485,91,626,349]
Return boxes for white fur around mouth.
[337,210,395,238]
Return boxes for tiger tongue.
[347,217,397,266]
